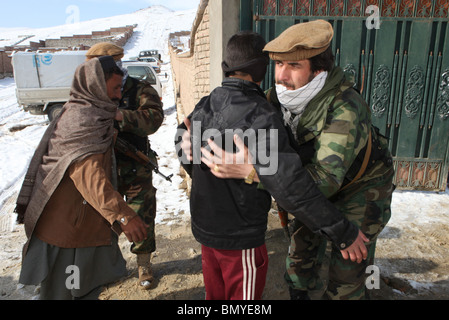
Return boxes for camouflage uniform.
[267,66,395,300]
[116,76,164,255]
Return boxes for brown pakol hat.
[264,20,334,61]
[86,42,124,61]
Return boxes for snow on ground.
[0,77,49,231]
[150,65,190,226]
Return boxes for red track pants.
[201,244,268,300]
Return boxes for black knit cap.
[98,55,117,72]
[222,31,269,83]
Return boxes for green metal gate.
[240,0,449,191]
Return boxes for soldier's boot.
[137,253,154,290]
[289,287,310,300]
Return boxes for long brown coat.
[34,148,137,248]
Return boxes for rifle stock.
[277,204,291,240]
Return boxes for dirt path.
[99,212,291,300]
[2,209,448,301]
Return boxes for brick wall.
[170,0,211,192]
[0,51,13,78]
[0,25,135,77]
[45,25,134,48]
[170,0,210,124]
[192,7,210,105]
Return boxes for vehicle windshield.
[140,57,156,62]
[126,66,156,84]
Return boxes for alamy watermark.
[65,4,380,29]
[366,5,381,30]
[65,265,80,290]
[175,121,279,175]
[366,265,381,290]
[66,5,80,25]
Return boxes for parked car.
[138,56,161,73]
[139,50,161,61]
[122,60,163,99]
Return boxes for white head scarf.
[276,71,328,138]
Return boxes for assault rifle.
[114,136,173,183]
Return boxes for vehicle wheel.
[47,104,63,122]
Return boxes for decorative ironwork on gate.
[257,0,449,18]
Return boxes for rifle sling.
[340,129,372,192]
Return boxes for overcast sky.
[2,0,201,29]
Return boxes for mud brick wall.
[0,51,13,78]
[170,1,210,124]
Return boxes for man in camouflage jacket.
[86,43,164,290]
[264,20,395,300]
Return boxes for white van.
[12,51,87,120]
[12,52,163,120]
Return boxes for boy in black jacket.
[176,31,366,300]
[185,32,272,300]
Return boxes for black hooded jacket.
[177,78,358,250]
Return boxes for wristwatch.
[244,167,257,184]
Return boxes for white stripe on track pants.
[201,244,268,300]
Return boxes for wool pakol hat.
[264,20,334,61]
[86,42,124,61]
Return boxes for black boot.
[289,287,310,300]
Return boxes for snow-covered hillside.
[0,5,194,61]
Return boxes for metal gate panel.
[244,0,449,191]
[395,21,433,158]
